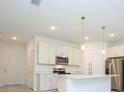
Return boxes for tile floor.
[0,85,33,92]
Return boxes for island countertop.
[58,74,119,79]
[58,74,117,92]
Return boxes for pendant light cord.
[81,17,85,44]
[102,26,106,49]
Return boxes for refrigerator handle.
[109,62,112,74]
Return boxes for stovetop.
[53,71,71,75]
[58,72,71,75]
[53,67,71,75]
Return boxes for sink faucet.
[88,63,92,75]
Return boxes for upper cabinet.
[38,42,56,64]
[68,48,74,65]
[37,41,82,65]
[56,45,69,57]
[38,42,50,64]
[49,44,56,64]
[107,45,124,58]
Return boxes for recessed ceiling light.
[84,36,89,40]
[12,36,17,40]
[51,26,56,30]
[110,33,115,37]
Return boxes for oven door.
[55,56,68,65]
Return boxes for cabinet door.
[62,46,69,57]
[49,44,56,64]
[56,45,69,57]
[38,42,50,64]
[56,45,64,57]
[40,76,51,91]
[68,48,74,65]
[51,75,58,89]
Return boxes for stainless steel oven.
[55,56,68,65]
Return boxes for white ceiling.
[0,0,124,44]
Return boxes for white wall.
[36,65,81,74]
[84,42,106,75]
[0,42,26,86]
[26,40,34,89]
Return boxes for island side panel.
[66,77,111,92]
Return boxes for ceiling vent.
[31,0,42,6]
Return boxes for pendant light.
[101,26,106,54]
[81,17,85,50]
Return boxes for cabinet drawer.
[40,75,51,78]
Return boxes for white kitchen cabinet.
[68,48,74,65]
[51,75,58,89]
[107,45,124,58]
[38,42,56,64]
[37,74,58,91]
[39,75,51,91]
[37,41,82,65]
[62,46,69,57]
[38,42,50,64]
[56,45,63,56]
[49,44,56,64]
[56,45,69,57]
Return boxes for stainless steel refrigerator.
[105,57,124,91]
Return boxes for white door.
[3,54,20,85]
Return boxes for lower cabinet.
[40,76,51,90]
[37,74,58,91]
[51,75,58,89]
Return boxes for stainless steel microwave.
[55,56,68,65]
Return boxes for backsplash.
[35,64,81,74]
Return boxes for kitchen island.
[58,74,118,92]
